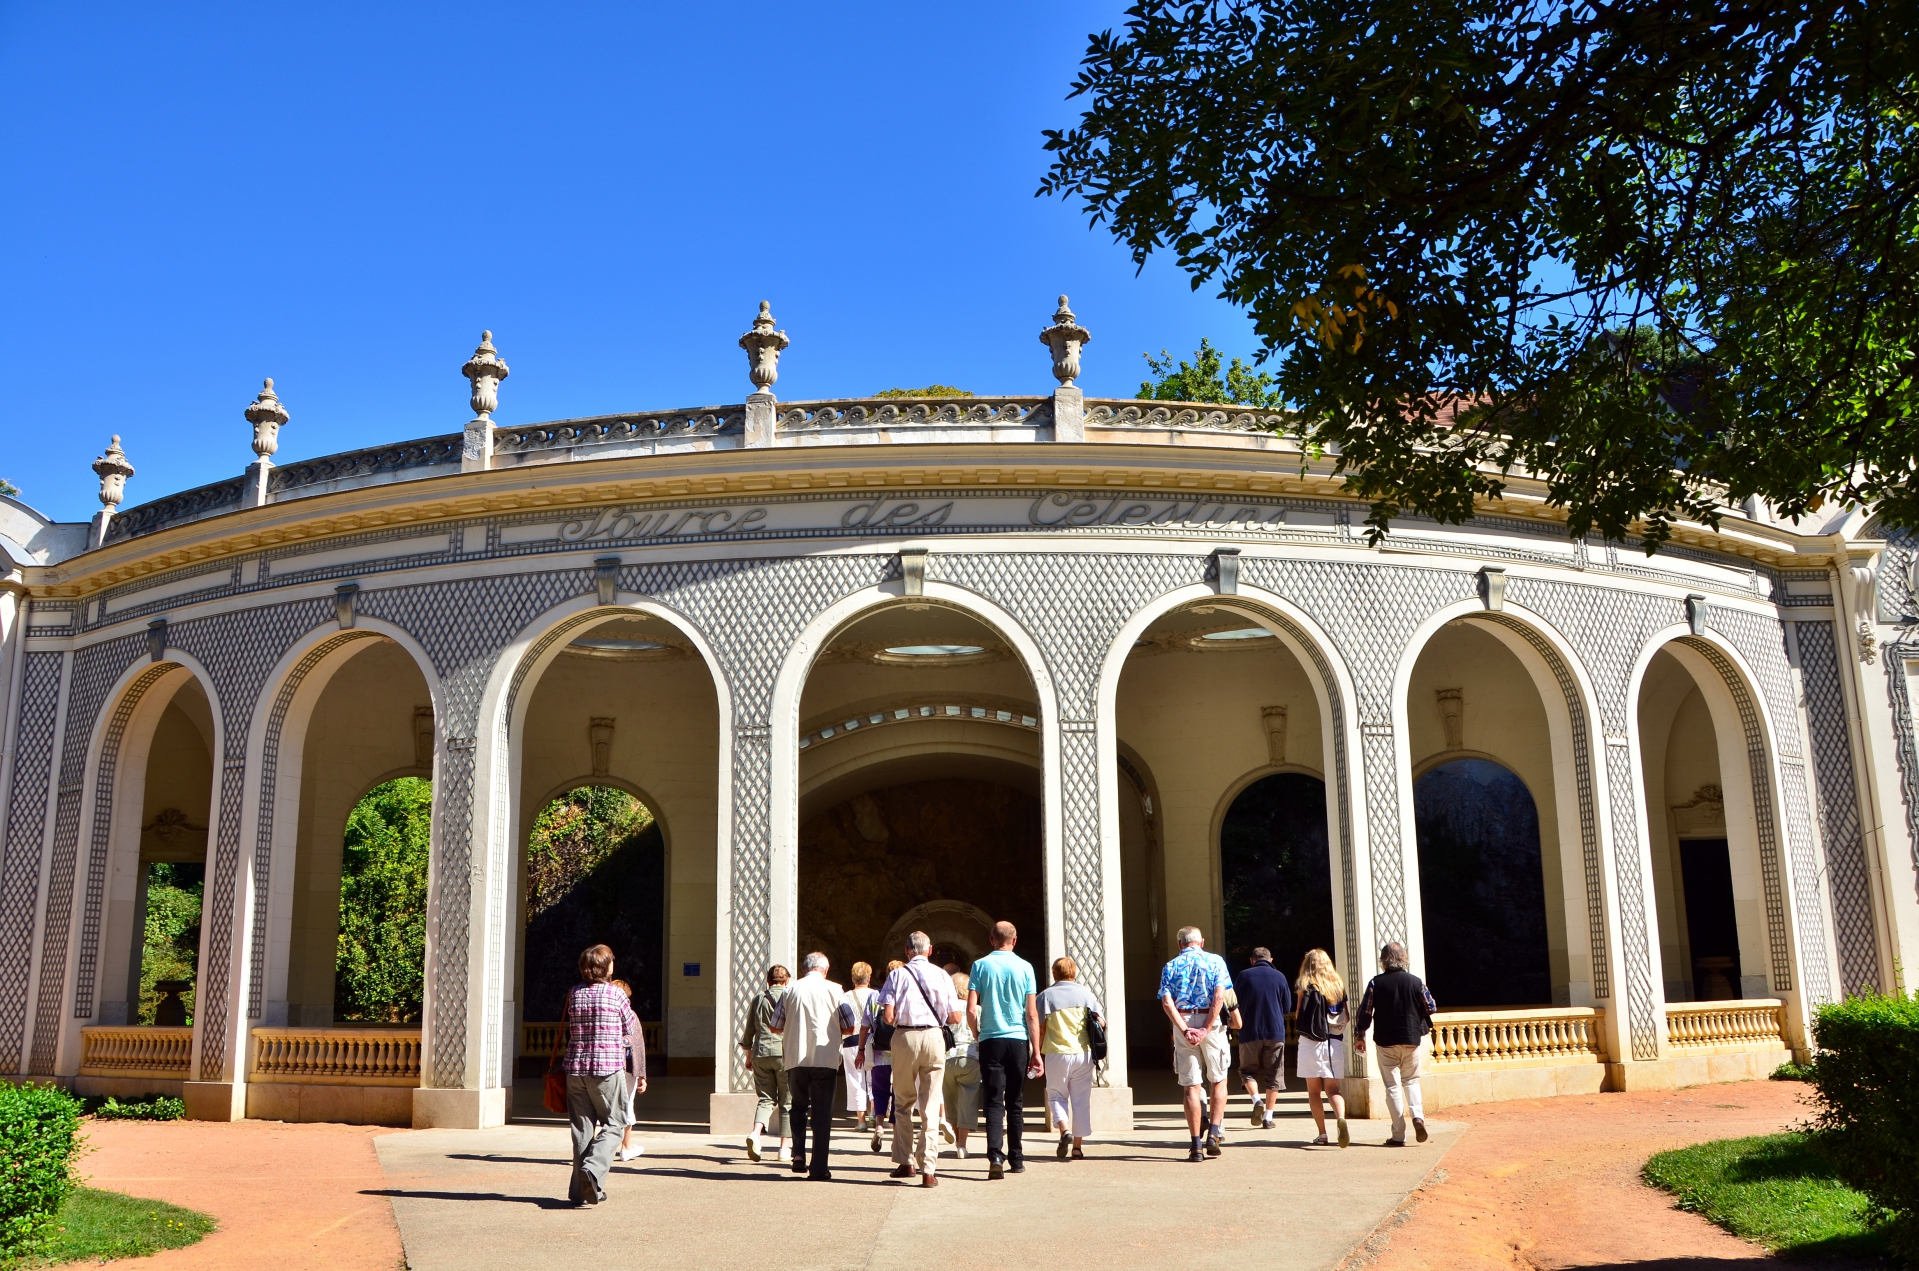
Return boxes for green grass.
[1643,1133,1890,1261]
[9,1188,214,1267]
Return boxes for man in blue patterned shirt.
[1157,926,1232,1161]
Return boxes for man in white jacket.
[769,952,852,1181]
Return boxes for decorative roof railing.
[94,395,1291,544]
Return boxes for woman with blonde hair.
[1293,948,1349,1147]
[844,962,878,1132]
[856,958,905,1153]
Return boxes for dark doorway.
[521,787,666,1026]
[799,778,1042,978]
[1678,837,1741,1000]
[1218,773,1335,987]
[1414,758,1551,1008]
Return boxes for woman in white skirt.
[1293,949,1349,1147]
[843,963,878,1130]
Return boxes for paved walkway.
[374,1079,1459,1271]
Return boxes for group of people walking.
[554,924,1437,1201]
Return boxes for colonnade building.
[1,301,1912,1129]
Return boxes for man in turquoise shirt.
[965,920,1040,1179]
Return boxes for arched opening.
[332,776,431,1023]
[512,608,719,1087]
[1406,619,1568,1008]
[124,676,215,1028]
[796,601,1043,977]
[1638,643,1767,1002]
[1413,758,1551,1006]
[520,785,666,1032]
[1118,601,1336,1065]
[1219,773,1333,984]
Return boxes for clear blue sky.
[0,3,1260,524]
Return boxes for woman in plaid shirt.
[563,943,640,1205]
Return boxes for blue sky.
[0,3,1261,524]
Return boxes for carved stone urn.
[153,979,190,1027]
[92,435,135,508]
[1039,295,1091,386]
[461,330,510,420]
[246,378,289,459]
[737,301,790,394]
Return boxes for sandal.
[1070,1146,1085,1160]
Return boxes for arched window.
[1218,772,1334,983]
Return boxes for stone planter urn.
[153,980,191,1027]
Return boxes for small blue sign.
[683,962,701,977]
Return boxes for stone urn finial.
[246,377,289,459]
[92,435,135,509]
[737,301,790,394]
[1039,294,1092,386]
[461,330,510,420]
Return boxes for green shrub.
[1771,1059,1817,1081]
[0,1084,83,1258]
[84,1095,184,1122]
[1809,991,1919,1263]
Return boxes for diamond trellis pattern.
[0,653,63,1073]
[33,635,145,1072]
[1706,606,1805,761]
[75,663,175,1019]
[1865,518,1914,622]
[1604,743,1664,1059]
[1793,620,1881,995]
[1777,760,1835,1004]
[1880,637,1919,906]
[248,631,381,1019]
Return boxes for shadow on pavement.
[362,1188,577,1210]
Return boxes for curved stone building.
[1,302,1912,1129]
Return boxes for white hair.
[1177,925,1204,947]
[1380,942,1408,972]
[803,952,829,972]
[907,931,932,955]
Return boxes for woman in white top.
[843,962,878,1131]
[1035,956,1104,1160]
[1293,948,1350,1147]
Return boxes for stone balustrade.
[78,1025,193,1079]
[249,1027,422,1086]
[1427,1007,1606,1068]
[1664,999,1788,1053]
[521,1020,662,1060]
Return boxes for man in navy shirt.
[1233,947,1294,1130]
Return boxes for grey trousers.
[567,1071,625,1202]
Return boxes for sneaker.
[988,1160,1006,1180]
[1312,1133,1330,1145]
[1250,1104,1265,1128]
[1187,1147,1205,1162]
[1337,1117,1350,1148]
[940,1120,955,1145]
[955,1144,967,1160]
[778,1144,792,1163]
[745,1135,761,1163]
[870,1128,883,1154]
[1262,1113,1276,1130]
[1414,1118,1429,1143]
[617,1144,644,1162]
[1056,1132,1070,1160]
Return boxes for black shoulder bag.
[1084,1007,1108,1064]
[907,967,957,1052]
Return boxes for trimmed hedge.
[1809,991,1919,1264]
[0,1083,83,1258]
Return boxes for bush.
[84,1095,184,1122]
[1809,991,1919,1263]
[1771,1059,1817,1081]
[0,1084,83,1259]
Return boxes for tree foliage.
[873,385,974,398]
[524,785,653,920]
[334,777,431,1024]
[1139,337,1283,406]
[138,863,200,1025]
[1040,2,1919,547]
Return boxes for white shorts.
[1297,1037,1345,1080]
[1171,1014,1231,1086]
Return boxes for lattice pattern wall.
[0,653,63,1072]
[1793,621,1880,994]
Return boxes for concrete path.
[372,1081,1458,1271]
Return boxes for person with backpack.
[1293,948,1350,1147]
[856,959,903,1154]
[1036,956,1103,1160]
[738,964,791,1163]
[1352,941,1438,1147]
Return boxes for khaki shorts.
[1239,1038,1284,1092]
[1172,1013,1231,1086]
